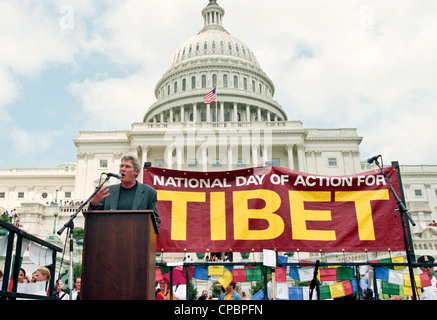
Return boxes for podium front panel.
[81,210,156,300]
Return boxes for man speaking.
[89,152,160,230]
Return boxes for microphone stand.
[373,157,418,300]
[309,260,320,300]
[57,175,111,300]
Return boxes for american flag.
[204,87,217,104]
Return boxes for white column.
[220,101,225,122]
[193,103,197,122]
[169,107,174,122]
[296,144,306,172]
[286,144,294,169]
[207,104,211,122]
[180,105,185,122]
[233,102,238,122]
[246,104,250,122]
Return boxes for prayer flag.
[246,266,263,281]
[289,287,303,300]
[193,266,209,280]
[320,268,337,281]
[275,267,287,282]
[298,267,314,282]
[160,265,171,274]
[342,280,354,296]
[351,278,359,293]
[208,265,224,276]
[218,268,233,289]
[382,280,400,295]
[329,282,346,299]
[420,273,431,287]
[319,285,332,300]
[388,270,404,286]
[276,283,289,300]
[289,266,300,280]
[391,255,406,270]
[277,255,288,264]
[251,289,265,300]
[374,267,389,281]
[337,267,354,280]
[232,268,247,282]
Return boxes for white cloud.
[69,72,156,131]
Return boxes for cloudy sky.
[1,0,436,168]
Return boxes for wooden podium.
[81,210,158,300]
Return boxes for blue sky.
[1,0,436,168]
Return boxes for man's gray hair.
[121,152,141,172]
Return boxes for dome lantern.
[201,0,226,32]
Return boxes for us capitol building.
[1,0,437,281]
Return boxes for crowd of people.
[0,266,81,300]
[155,278,247,300]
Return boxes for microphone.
[367,155,381,164]
[103,172,122,179]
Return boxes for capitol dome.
[143,0,288,123]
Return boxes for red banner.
[143,166,406,253]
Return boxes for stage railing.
[0,219,63,300]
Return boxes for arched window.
[174,82,178,93]
[233,76,238,89]
[191,76,196,89]
[212,74,217,88]
[202,75,207,88]
[223,75,228,88]
[182,79,186,91]
[243,78,248,90]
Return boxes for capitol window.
[99,160,108,168]
[223,75,228,88]
[328,158,337,167]
[415,189,422,197]
[191,76,196,89]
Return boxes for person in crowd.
[156,278,175,300]
[18,268,27,283]
[34,267,50,282]
[218,281,242,300]
[71,277,81,300]
[418,255,437,300]
[198,290,208,300]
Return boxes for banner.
[143,166,406,253]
